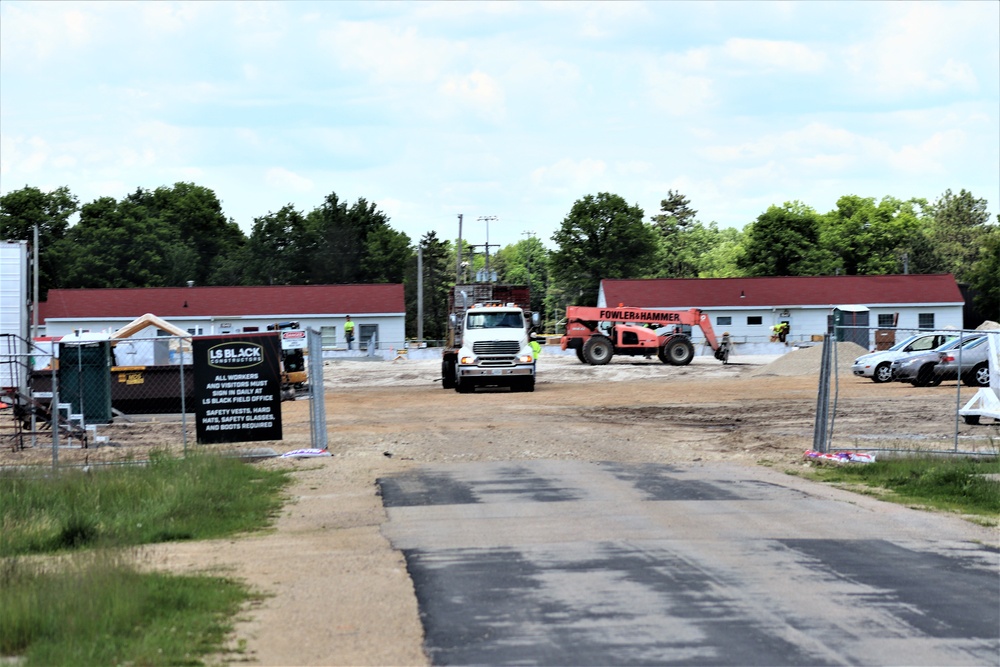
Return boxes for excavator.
[266,321,308,399]
[560,305,728,365]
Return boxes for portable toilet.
[832,305,870,350]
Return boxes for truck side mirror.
[450,313,457,327]
[531,312,540,326]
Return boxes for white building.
[598,274,965,351]
[39,284,405,352]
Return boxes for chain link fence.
[814,326,999,457]
[1,331,330,468]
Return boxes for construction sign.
[192,333,283,444]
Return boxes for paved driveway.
[379,461,999,666]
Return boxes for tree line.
[2,183,997,339]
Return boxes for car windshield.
[888,335,921,351]
[466,312,523,329]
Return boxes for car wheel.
[583,336,613,365]
[913,364,937,387]
[970,362,990,387]
[872,362,892,383]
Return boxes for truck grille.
[473,341,520,356]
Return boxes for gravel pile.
[750,341,867,377]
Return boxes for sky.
[2,1,998,251]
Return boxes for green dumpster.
[59,341,113,424]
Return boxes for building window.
[716,316,732,326]
[747,316,763,326]
[918,313,935,329]
[321,326,337,348]
[187,327,203,336]
[877,314,895,328]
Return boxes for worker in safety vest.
[344,316,355,350]
[529,334,542,360]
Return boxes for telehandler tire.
[583,336,613,365]
[660,337,695,366]
[575,347,586,363]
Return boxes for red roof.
[40,284,404,320]
[601,275,963,308]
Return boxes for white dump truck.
[441,284,539,393]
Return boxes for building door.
[359,324,379,350]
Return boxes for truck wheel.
[442,358,456,389]
[583,336,613,365]
[662,337,695,366]
[575,347,586,363]
[514,376,535,392]
[456,379,475,393]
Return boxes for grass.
[799,455,1000,518]
[0,451,293,666]
[1,450,291,556]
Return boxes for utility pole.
[522,230,535,292]
[455,214,463,284]
[477,216,497,281]
[417,245,423,343]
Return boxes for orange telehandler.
[560,306,728,366]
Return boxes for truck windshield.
[467,312,523,329]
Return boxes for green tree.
[55,197,181,288]
[492,236,550,316]
[405,231,453,341]
[820,195,925,275]
[927,189,993,282]
[693,225,746,278]
[965,226,1000,321]
[739,202,830,276]
[549,192,657,306]
[234,205,311,285]
[305,194,409,284]
[650,190,701,277]
[0,185,79,296]
[125,183,245,286]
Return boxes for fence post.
[179,336,188,457]
[812,333,832,453]
[307,329,328,451]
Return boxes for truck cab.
[443,289,539,393]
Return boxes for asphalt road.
[379,461,999,666]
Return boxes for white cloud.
[265,167,314,193]
[439,71,505,122]
[722,38,826,73]
[646,68,714,116]
[844,3,982,96]
[530,158,607,193]
[321,21,456,85]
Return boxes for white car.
[851,333,956,383]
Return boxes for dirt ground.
[4,350,999,665]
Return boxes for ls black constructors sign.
[193,333,283,444]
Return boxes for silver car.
[851,333,955,383]
[890,335,983,386]
[934,334,994,387]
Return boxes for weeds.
[0,452,292,666]
[802,455,1000,518]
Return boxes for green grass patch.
[0,551,254,666]
[1,450,292,556]
[801,455,1000,517]
[0,452,293,666]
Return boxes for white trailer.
[1,240,30,393]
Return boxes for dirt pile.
[749,341,866,377]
